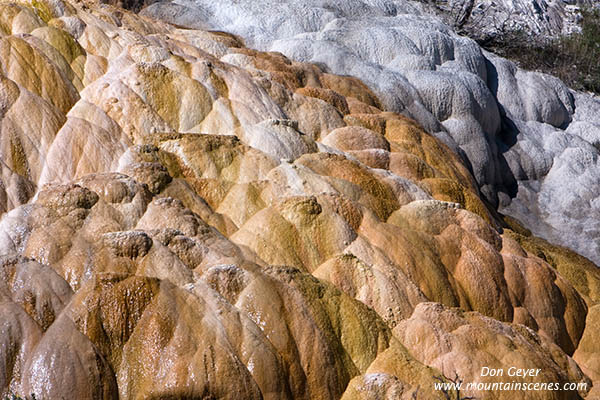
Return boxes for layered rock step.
[0,0,598,398]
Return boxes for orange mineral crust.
[0,1,597,399]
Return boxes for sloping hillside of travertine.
[0,0,598,399]
[142,0,600,267]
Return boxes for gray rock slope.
[142,0,600,265]
[421,0,592,42]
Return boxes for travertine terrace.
[0,0,598,398]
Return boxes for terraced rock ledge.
[0,0,598,399]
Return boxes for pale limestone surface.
[0,0,598,398]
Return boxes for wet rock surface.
[141,0,600,265]
[0,0,598,398]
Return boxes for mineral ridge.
[0,0,598,399]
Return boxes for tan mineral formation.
[0,0,598,399]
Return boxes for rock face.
[395,302,591,399]
[421,0,591,41]
[0,0,598,398]
[141,0,600,266]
